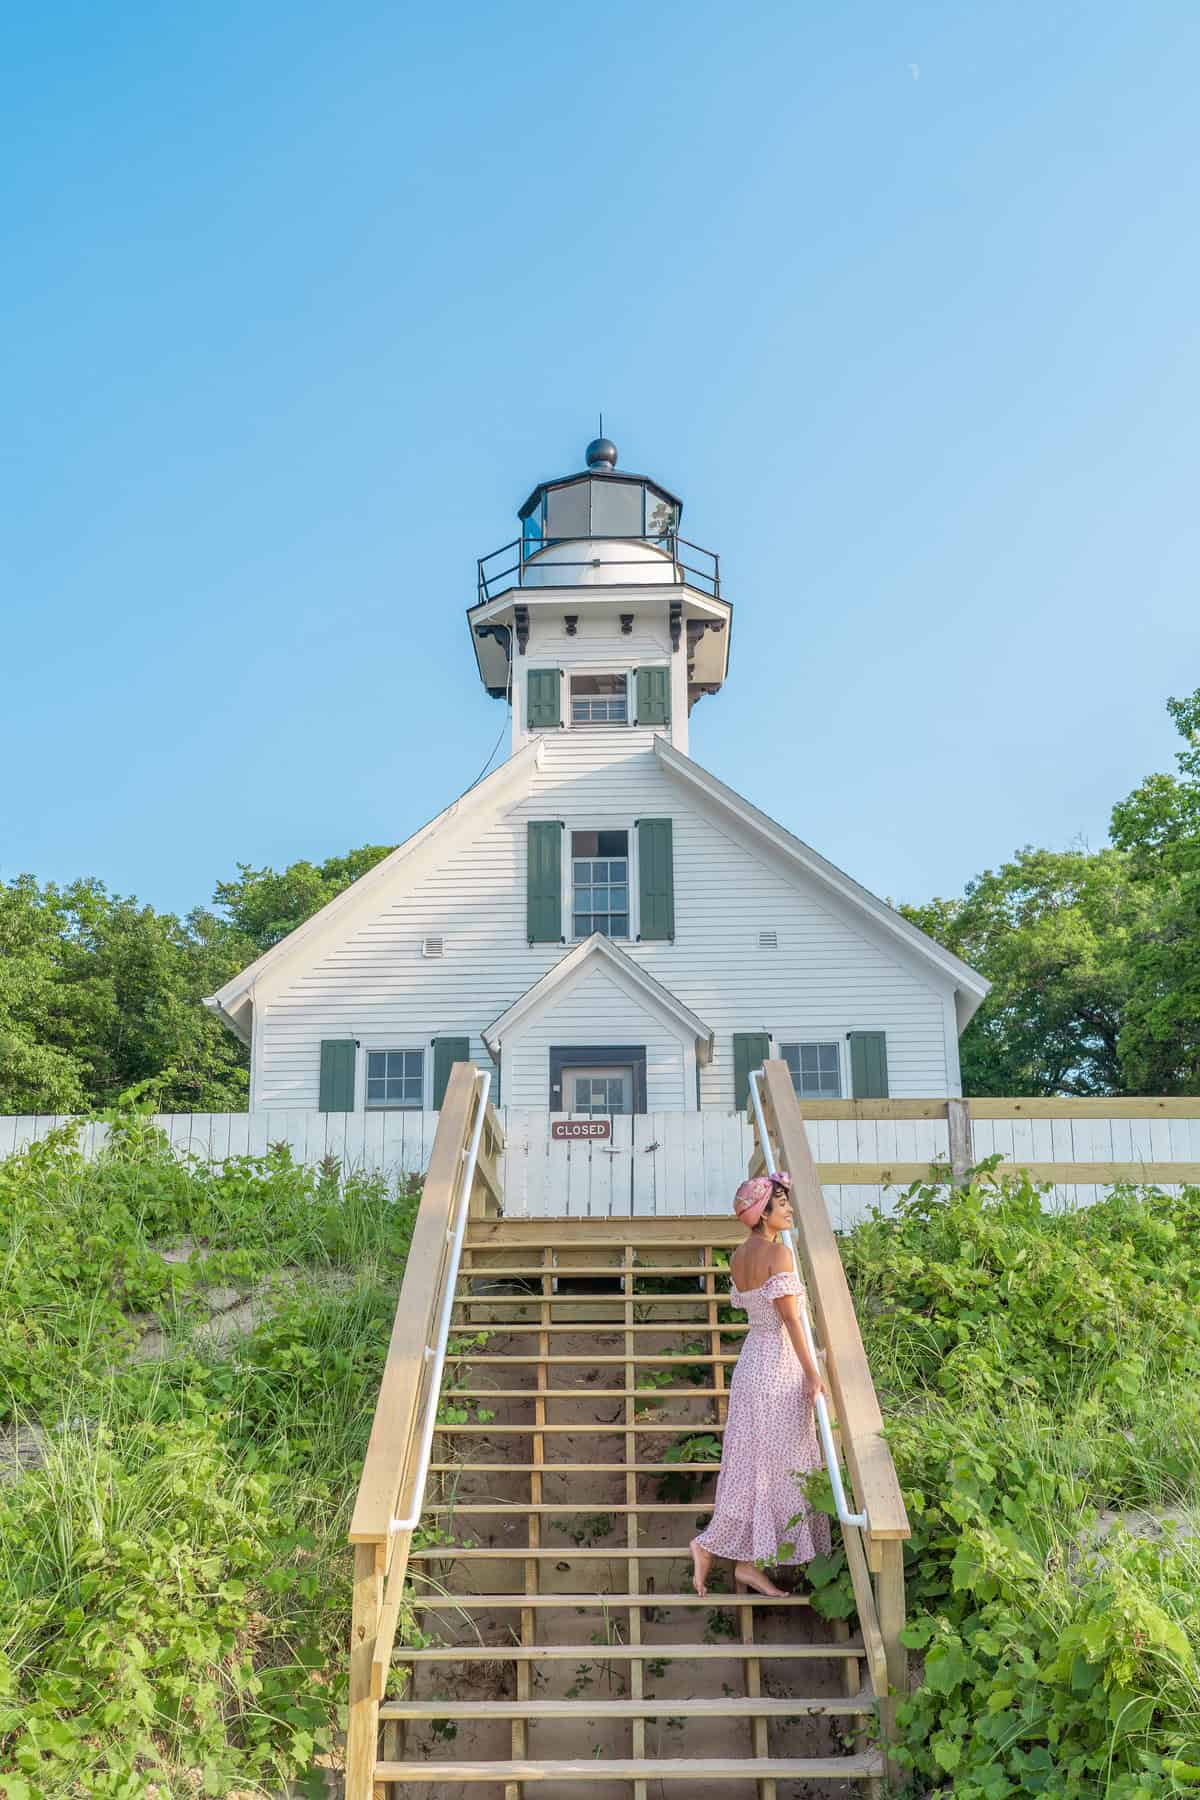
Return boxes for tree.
[0,877,253,1113]
[1109,689,1200,1091]
[212,845,395,957]
[901,847,1143,1095]
[0,877,90,1111]
[904,687,1200,1096]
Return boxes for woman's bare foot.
[733,1560,786,1597]
[690,1538,714,1598]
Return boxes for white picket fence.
[3,1103,1199,1229]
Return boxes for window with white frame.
[572,828,629,938]
[570,673,628,724]
[781,1041,842,1099]
[365,1048,425,1109]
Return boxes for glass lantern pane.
[590,478,643,537]
[645,488,677,539]
[545,479,590,540]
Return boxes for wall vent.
[421,935,445,959]
[758,930,779,950]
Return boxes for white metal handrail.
[747,1068,869,1532]
[389,1069,492,1535]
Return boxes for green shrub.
[836,1168,1200,1798]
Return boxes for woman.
[689,1172,830,1598]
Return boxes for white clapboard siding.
[255,731,959,1114]
[2,1107,1196,1225]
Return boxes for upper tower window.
[570,673,628,725]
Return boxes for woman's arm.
[773,1292,826,1400]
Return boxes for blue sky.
[3,1,1198,919]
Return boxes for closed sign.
[551,1119,613,1141]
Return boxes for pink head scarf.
[733,1170,792,1228]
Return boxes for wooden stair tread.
[396,1639,864,1661]
[410,1544,724,1559]
[440,1387,724,1399]
[454,1290,727,1305]
[429,1461,720,1474]
[452,1322,748,1334]
[410,1591,813,1609]
[434,1421,726,1434]
[423,1502,715,1514]
[444,1355,739,1366]
[459,1263,728,1277]
[380,1692,874,1719]
[376,1753,886,1780]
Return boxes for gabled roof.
[652,738,990,1026]
[205,729,988,1050]
[483,933,714,1063]
[203,738,544,1043]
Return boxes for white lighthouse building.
[207,439,987,1121]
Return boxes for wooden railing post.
[346,1541,384,1800]
[946,1097,972,1187]
[875,1538,907,1786]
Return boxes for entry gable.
[483,932,713,1064]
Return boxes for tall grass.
[0,1119,418,1797]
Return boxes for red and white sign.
[551,1119,613,1141]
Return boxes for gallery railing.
[476,531,721,603]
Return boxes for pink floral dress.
[694,1270,831,1566]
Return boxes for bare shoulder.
[767,1240,793,1274]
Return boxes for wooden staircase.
[347,1064,909,1798]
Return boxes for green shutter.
[635,666,671,727]
[527,821,562,942]
[733,1032,770,1115]
[433,1036,470,1109]
[526,669,561,730]
[637,818,674,941]
[318,1039,356,1113]
[849,1031,889,1099]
